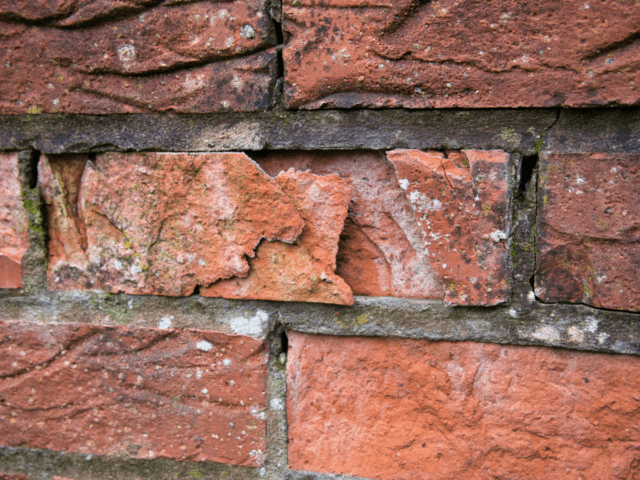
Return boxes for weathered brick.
[283,0,640,109]
[256,151,444,300]
[0,0,276,113]
[388,149,511,305]
[0,320,268,466]
[204,169,354,305]
[287,332,640,480]
[536,153,640,312]
[40,153,304,296]
[0,152,28,289]
[258,150,511,305]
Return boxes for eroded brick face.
[388,149,511,305]
[0,153,28,289]
[536,153,640,312]
[0,320,268,466]
[283,0,640,108]
[40,152,305,297]
[40,150,512,306]
[259,150,511,306]
[257,151,444,300]
[204,169,354,305]
[287,332,640,480]
[0,0,276,113]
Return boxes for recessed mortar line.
[529,156,539,293]
[533,298,640,317]
[268,0,285,109]
[517,154,538,200]
[545,108,562,135]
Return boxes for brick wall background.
[1,0,640,479]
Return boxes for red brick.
[0,0,276,113]
[388,149,511,305]
[204,169,354,305]
[283,0,640,109]
[256,151,444,300]
[287,332,640,480]
[40,153,304,296]
[0,152,28,289]
[0,474,30,480]
[0,320,268,466]
[535,153,640,312]
[258,150,510,305]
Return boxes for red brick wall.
[1,1,640,479]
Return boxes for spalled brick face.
[39,150,512,306]
[204,169,354,304]
[0,0,276,113]
[536,153,640,312]
[40,152,305,297]
[0,153,28,289]
[0,320,268,466]
[287,332,640,480]
[257,151,444,300]
[259,150,511,305]
[283,0,640,109]
[389,149,511,305]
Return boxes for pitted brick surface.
[0,0,276,113]
[536,152,640,312]
[287,332,640,480]
[283,0,640,109]
[0,320,268,466]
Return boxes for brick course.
[0,320,268,466]
[287,331,640,480]
[536,153,640,312]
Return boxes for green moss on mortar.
[22,189,44,236]
[89,291,137,325]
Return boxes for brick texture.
[0,153,28,289]
[258,150,511,305]
[0,0,276,113]
[203,169,354,304]
[0,320,268,466]
[536,153,640,312]
[388,149,511,305]
[40,150,512,306]
[258,151,447,299]
[283,0,640,109]
[40,152,305,297]
[287,332,640,480]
